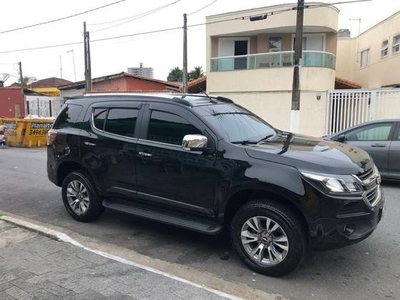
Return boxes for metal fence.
[325,89,400,134]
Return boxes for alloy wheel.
[66,180,90,215]
[241,216,289,265]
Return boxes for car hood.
[245,132,373,175]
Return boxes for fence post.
[369,90,377,121]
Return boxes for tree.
[167,67,183,82]
[189,66,204,81]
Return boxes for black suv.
[47,93,385,276]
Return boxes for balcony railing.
[210,51,336,72]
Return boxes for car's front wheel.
[61,170,104,222]
[230,199,306,277]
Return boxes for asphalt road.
[0,147,399,300]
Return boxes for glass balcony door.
[219,38,250,71]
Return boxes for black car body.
[324,119,400,180]
[47,93,385,276]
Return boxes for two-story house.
[206,3,339,136]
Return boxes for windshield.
[203,112,276,143]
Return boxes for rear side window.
[147,111,201,145]
[104,109,138,137]
[93,108,138,137]
[53,104,83,129]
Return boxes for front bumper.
[309,187,385,251]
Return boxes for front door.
[135,104,218,216]
[344,122,395,177]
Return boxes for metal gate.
[326,89,400,134]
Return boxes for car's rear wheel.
[230,199,306,277]
[62,170,104,222]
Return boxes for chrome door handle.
[84,141,96,147]
[371,144,386,147]
[138,151,153,157]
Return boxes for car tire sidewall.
[61,171,103,222]
[231,200,306,277]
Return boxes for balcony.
[210,51,336,72]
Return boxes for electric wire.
[188,0,218,16]
[0,0,373,55]
[90,0,181,33]
[0,0,127,35]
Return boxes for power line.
[0,0,127,35]
[188,0,218,16]
[91,0,181,33]
[0,1,372,55]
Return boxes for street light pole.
[290,0,305,133]
[67,50,77,82]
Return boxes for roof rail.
[171,96,192,106]
[215,96,233,103]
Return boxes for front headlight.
[301,171,363,194]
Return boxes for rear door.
[343,121,395,176]
[80,101,142,198]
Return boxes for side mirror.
[336,134,346,143]
[182,134,207,152]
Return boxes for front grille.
[355,167,381,208]
[357,168,374,181]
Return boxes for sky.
[0,0,399,85]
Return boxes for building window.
[381,40,388,58]
[360,49,370,68]
[393,35,400,54]
[268,37,282,52]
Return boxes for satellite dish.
[0,73,10,82]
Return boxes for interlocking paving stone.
[0,220,234,300]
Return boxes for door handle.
[84,141,96,147]
[138,151,153,157]
[371,144,386,147]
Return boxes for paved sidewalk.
[0,219,240,300]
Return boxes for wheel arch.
[223,188,309,235]
[56,160,91,187]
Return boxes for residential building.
[28,77,72,96]
[59,72,180,98]
[0,88,25,118]
[206,3,339,136]
[336,11,400,88]
[127,63,154,78]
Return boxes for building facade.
[127,63,154,78]
[336,11,400,88]
[206,3,339,136]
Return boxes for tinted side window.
[147,111,201,145]
[53,104,83,129]
[93,109,108,131]
[104,108,138,137]
[346,123,392,141]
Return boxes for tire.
[230,199,306,277]
[61,170,104,222]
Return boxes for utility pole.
[60,55,63,78]
[290,0,304,133]
[18,62,26,117]
[84,22,92,92]
[183,13,188,94]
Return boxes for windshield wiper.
[257,134,275,144]
[231,140,258,145]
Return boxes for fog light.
[344,224,355,235]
